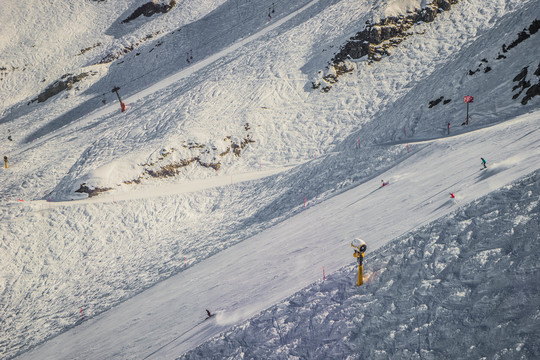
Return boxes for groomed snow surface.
[1,0,539,359]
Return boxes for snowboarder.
[380,180,389,188]
[481,157,487,169]
[4,155,8,169]
[205,309,213,319]
[450,192,455,199]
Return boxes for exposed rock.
[75,183,112,197]
[316,1,459,92]
[503,19,539,53]
[122,126,255,186]
[121,1,176,24]
[520,62,540,105]
[76,43,101,56]
[522,83,540,105]
[429,96,451,108]
[332,0,459,64]
[31,72,96,104]
[429,96,444,108]
[512,64,540,105]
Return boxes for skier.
[481,157,487,169]
[380,180,389,187]
[205,309,213,319]
[450,192,455,199]
[4,155,8,169]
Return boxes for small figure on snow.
[450,192,455,199]
[3,155,8,169]
[481,157,487,169]
[205,309,213,319]
[380,180,389,188]
[8,129,12,141]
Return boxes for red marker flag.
[464,96,474,103]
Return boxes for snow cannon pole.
[351,238,367,286]
[112,86,126,112]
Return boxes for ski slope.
[1,0,539,358]
[17,110,540,359]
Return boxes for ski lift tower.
[351,238,367,286]
[112,86,126,112]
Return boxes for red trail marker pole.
[80,308,84,320]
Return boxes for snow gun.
[351,238,367,286]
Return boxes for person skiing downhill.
[481,157,487,169]
[450,192,457,205]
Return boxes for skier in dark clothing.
[206,309,213,319]
[481,157,487,169]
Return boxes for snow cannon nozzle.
[351,238,367,253]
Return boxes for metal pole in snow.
[80,308,84,320]
[112,86,126,112]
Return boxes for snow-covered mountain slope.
[182,169,540,360]
[1,0,539,358]
[13,109,540,360]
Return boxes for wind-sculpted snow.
[0,0,539,358]
[181,170,540,360]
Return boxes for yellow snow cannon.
[351,238,367,286]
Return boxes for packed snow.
[0,0,539,359]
